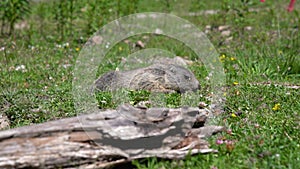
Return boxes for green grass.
[0,0,299,168]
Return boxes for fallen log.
[0,104,225,169]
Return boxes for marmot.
[94,63,200,93]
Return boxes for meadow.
[0,0,299,168]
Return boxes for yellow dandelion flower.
[272,103,280,111]
[230,57,236,61]
[231,113,237,118]
[233,81,239,85]
[219,54,226,62]
[119,46,123,51]
[220,54,226,59]
[75,47,80,52]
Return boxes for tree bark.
[0,104,224,169]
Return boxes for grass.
[0,0,299,168]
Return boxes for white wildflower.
[15,65,27,72]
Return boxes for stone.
[0,114,10,130]
[221,30,231,37]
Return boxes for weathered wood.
[0,104,224,169]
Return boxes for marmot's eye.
[184,75,191,80]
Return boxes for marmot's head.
[165,64,200,93]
